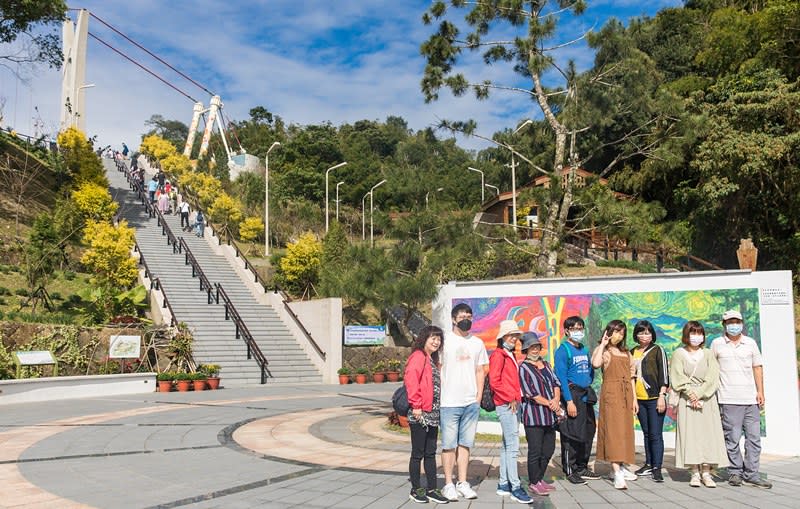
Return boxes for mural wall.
[456,288,764,433]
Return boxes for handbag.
[392,385,409,415]
[480,373,496,412]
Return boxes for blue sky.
[1,1,682,153]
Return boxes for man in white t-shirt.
[439,303,489,502]
[711,309,771,489]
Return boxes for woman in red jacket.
[404,325,449,504]
[489,320,533,504]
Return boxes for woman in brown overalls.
[591,319,638,490]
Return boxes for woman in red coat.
[404,325,449,504]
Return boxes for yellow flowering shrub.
[278,232,322,289]
[161,153,192,176]
[239,216,264,242]
[71,181,118,222]
[80,220,138,288]
[140,135,177,161]
[208,193,243,229]
[57,127,107,186]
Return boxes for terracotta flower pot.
[206,377,220,390]
[338,374,350,384]
[193,380,207,391]
[157,380,173,393]
[372,372,386,383]
[176,380,191,392]
[397,415,409,428]
[354,374,367,384]
[386,371,400,382]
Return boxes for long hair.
[413,325,444,364]
[632,320,657,344]
[604,319,628,352]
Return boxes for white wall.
[434,270,799,456]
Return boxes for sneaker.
[510,486,533,504]
[409,488,428,503]
[426,489,450,503]
[528,481,549,496]
[729,473,743,486]
[621,467,638,481]
[496,482,511,496]
[441,483,458,501]
[613,471,627,490]
[566,472,587,485]
[456,481,477,500]
[689,472,702,487]
[635,464,653,476]
[537,480,556,492]
[701,473,717,488]
[579,468,601,480]
[652,469,664,483]
[743,477,773,489]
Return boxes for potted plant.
[191,371,207,391]
[372,360,387,383]
[354,367,369,384]
[337,367,351,385]
[386,359,402,382]
[174,372,191,392]
[199,364,221,389]
[156,372,173,393]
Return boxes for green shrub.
[0,287,10,295]
[63,270,76,281]
[50,292,63,301]
[14,288,29,297]
[596,259,657,273]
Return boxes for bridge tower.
[60,9,90,132]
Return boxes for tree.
[70,181,118,223]
[22,213,60,311]
[57,127,107,187]
[0,0,67,75]
[143,115,189,152]
[276,232,322,298]
[80,219,138,289]
[238,216,263,244]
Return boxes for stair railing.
[154,208,180,254]
[133,240,178,326]
[179,237,217,305]
[215,283,270,384]
[271,286,327,361]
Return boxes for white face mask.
[689,335,704,346]
[726,323,744,336]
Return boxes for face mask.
[726,323,743,336]
[637,333,652,345]
[503,341,516,351]
[527,352,542,361]
[610,333,623,345]
[456,319,472,332]
[689,335,704,346]
[569,330,585,343]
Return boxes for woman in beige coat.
[670,321,728,488]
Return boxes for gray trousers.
[719,403,762,480]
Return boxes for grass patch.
[0,270,95,324]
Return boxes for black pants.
[409,422,438,490]
[525,425,556,484]
[181,212,189,228]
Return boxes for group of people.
[402,303,770,504]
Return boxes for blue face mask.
[726,323,744,336]
[569,330,585,343]
[503,341,516,351]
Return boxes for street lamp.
[370,179,387,247]
[485,183,500,196]
[425,187,444,209]
[325,162,347,233]
[509,119,532,231]
[74,83,95,129]
[265,141,280,257]
[468,167,485,203]
[362,191,370,240]
[335,181,344,222]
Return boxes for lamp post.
[485,183,500,196]
[325,162,347,233]
[509,119,532,231]
[335,181,344,222]
[468,167,485,203]
[362,191,370,241]
[265,141,280,257]
[425,187,444,209]
[74,83,95,130]
[370,179,387,247]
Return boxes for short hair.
[604,319,628,351]
[451,302,473,320]
[414,325,444,364]
[632,320,657,344]
[563,316,584,332]
[681,321,706,347]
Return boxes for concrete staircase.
[106,160,322,385]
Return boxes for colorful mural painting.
[455,287,764,433]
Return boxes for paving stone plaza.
[0,383,797,508]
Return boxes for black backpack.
[392,385,409,415]
[480,373,496,412]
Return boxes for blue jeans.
[637,398,665,467]
[497,404,521,489]
[440,402,479,450]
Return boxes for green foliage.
[70,181,118,223]
[239,216,264,243]
[276,232,322,295]
[143,114,189,152]
[0,0,68,70]
[80,220,138,289]
[208,193,243,232]
[56,128,107,187]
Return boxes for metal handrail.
[155,207,180,254]
[215,283,270,384]
[179,237,216,304]
[133,240,178,327]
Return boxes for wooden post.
[737,238,758,270]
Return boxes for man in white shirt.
[711,309,771,489]
[439,303,489,501]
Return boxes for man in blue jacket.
[554,315,599,485]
